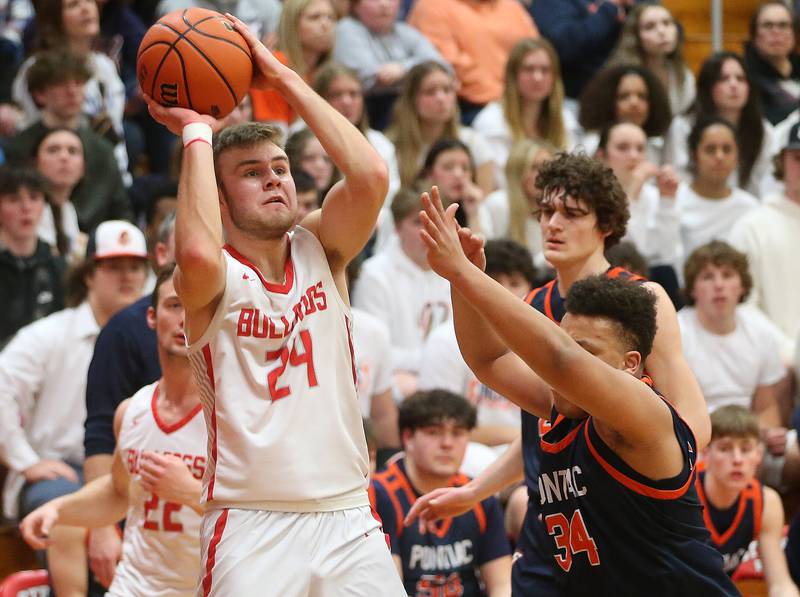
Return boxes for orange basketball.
[137,8,253,119]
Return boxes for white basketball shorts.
[198,506,406,596]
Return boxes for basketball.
[137,8,253,119]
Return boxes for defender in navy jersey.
[407,154,710,596]
[412,184,736,594]
[699,406,798,593]
[371,391,512,596]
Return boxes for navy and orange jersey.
[537,398,738,596]
[695,469,763,576]
[515,266,647,589]
[370,458,511,597]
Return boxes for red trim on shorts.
[584,422,693,500]
[224,241,295,295]
[150,383,202,434]
[202,509,229,596]
[202,345,219,500]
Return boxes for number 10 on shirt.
[265,330,318,401]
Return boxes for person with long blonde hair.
[250,0,337,135]
[386,61,497,194]
[609,2,695,115]
[473,38,576,187]
[483,139,553,265]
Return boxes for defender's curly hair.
[565,275,657,360]
[534,152,629,249]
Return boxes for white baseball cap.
[86,220,148,261]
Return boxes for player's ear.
[622,350,642,376]
[147,305,157,330]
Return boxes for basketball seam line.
[140,12,195,111]
[180,11,252,60]
[156,15,239,108]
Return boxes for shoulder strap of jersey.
[750,478,764,538]
[373,461,417,537]
[606,266,647,283]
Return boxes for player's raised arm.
[143,99,227,321]
[19,401,133,549]
[643,280,712,448]
[419,192,679,463]
[227,14,388,271]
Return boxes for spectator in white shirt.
[352,188,452,398]
[676,117,759,259]
[472,37,578,188]
[679,240,790,483]
[0,220,147,596]
[417,138,492,237]
[386,61,497,195]
[578,63,673,162]
[666,51,775,197]
[730,120,800,360]
[607,3,696,115]
[596,122,681,272]
[418,239,537,461]
[483,139,554,266]
[312,62,400,209]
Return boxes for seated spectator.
[313,62,400,203]
[386,61,496,194]
[293,169,321,224]
[408,0,539,124]
[81,214,175,585]
[578,63,672,162]
[596,122,681,274]
[744,2,800,127]
[346,258,400,460]
[697,406,799,595]
[33,128,84,259]
[0,166,65,346]
[0,0,31,135]
[157,0,281,43]
[417,138,491,236]
[352,188,451,396]
[667,52,775,197]
[333,0,447,130]
[679,241,787,444]
[285,127,339,194]
[3,49,131,230]
[0,220,147,596]
[13,0,130,181]
[608,2,695,115]
[473,37,578,188]
[250,0,335,135]
[530,0,638,106]
[676,117,758,258]
[730,121,800,360]
[418,240,536,452]
[370,390,512,595]
[483,139,553,265]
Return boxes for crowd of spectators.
[2,0,800,594]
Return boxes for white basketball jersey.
[188,227,370,512]
[109,382,206,597]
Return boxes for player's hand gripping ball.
[137,8,253,119]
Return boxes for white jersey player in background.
[20,267,207,597]
[143,13,405,597]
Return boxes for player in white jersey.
[20,267,207,597]
[142,14,405,597]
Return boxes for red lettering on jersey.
[237,308,254,337]
[192,456,206,480]
[235,282,327,338]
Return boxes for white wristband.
[182,122,213,148]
